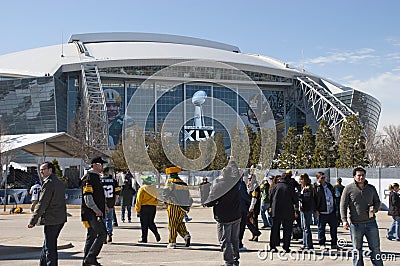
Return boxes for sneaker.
[113,223,118,227]
[128,220,132,223]
[103,239,107,244]
[239,246,247,251]
[185,217,192,222]
[184,234,191,247]
[138,239,147,243]
[155,233,161,242]
[386,235,394,241]
[167,243,176,249]
[107,234,112,243]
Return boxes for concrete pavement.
[1,205,399,265]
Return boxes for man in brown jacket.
[28,161,67,266]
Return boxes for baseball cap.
[91,156,107,165]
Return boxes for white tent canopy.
[1,132,108,160]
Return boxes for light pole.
[377,134,387,200]
[378,135,387,168]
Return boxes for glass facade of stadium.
[0,64,381,150]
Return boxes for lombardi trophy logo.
[184,90,215,142]
[192,90,206,128]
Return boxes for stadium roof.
[0,32,299,78]
[69,32,241,52]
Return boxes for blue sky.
[1,0,399,131]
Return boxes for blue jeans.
[121,205,132,222]
[350,220,383,266]
[317,212,337,247]
[112,208,118,225]
[387,216,400,240]
[40,223,64,266]
[104,207,114,235]
[300,211,314,249]
[312,213,319,225]
[217,218,240,266]
[260,203,272,227]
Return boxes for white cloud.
[346,72,400,129]
[303,48,377,66]
[386,37,400,47]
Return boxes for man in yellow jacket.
[135,175,161,243]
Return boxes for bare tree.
[383,125,400,167]
[0,116,16,211]
[366,131,386,167]
[67,111,98,161]
[0,117,15,186]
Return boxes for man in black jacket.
[205,157,241,266]
[28,161,67,266]
[269,173,298,253]
[314,171,338,250]
[81,156,108,266]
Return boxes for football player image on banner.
[105,88,124,149]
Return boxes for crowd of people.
[26,155,400,266]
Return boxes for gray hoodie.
[340,180,380,224]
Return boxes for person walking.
[120,174,135,223]
[341,167,383,266]
[269,172,298,253]
[314,171,338,250]
[298,173,316,250]
[333,177,345,225]
[135,175,161,243]
[205,156,241,266]
[238,170,251,251]
[199,177,211,206]
[29,181,42,212]
[163,166,192,249]
[386,183,400,241]
[286,170,302,231]
[100,167,120,243]
[260,176,272,228]
[81,156,108,266]
[247,170,261,241]
[27,161,67,266]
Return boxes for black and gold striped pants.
[167,204,189,243]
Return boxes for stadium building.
[0,32,381,154]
